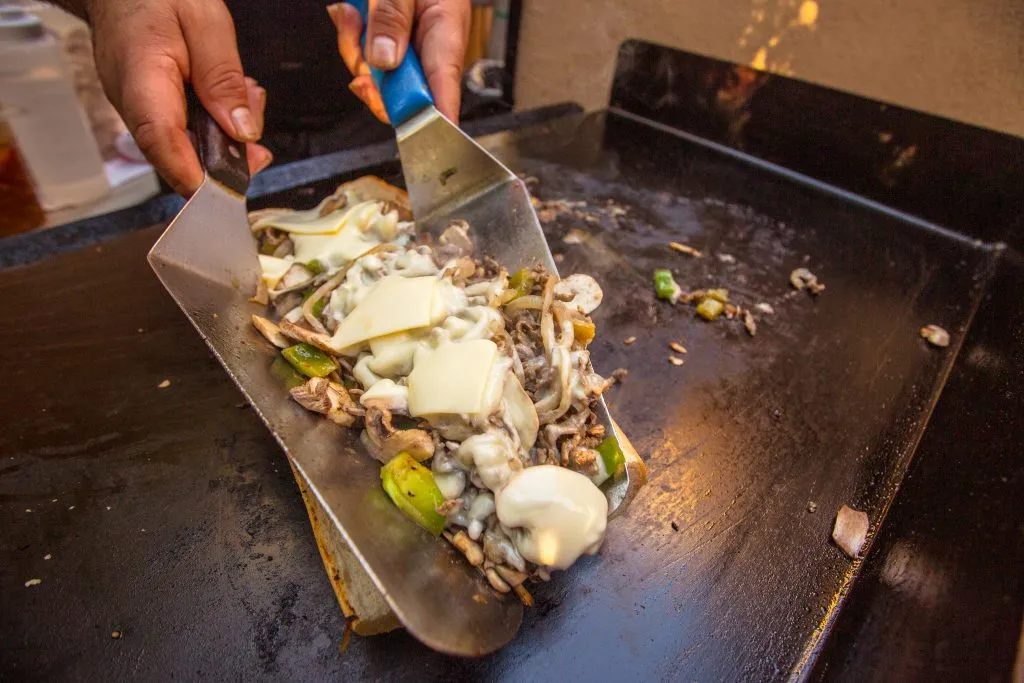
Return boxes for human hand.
[88,0,272,195]
[327,0,471,124]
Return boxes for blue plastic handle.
[348,0,435,126]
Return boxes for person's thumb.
[178,0,260,142]
[365,0,415,70]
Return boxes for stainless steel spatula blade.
[147,97,523,655]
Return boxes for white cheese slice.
[253,200,381,235]
[407,340,498,416]
[258,254,293,287]
[291,224,380,267]
[328,275,438,352]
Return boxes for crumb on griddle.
[668,241,703,258]
[668,356,685,366]
[623,336,637,345]
[743,310,758,337]
[807,501,818,513]
[24,578,41,587]
[157,379,171,389]
[832,505,869,559]
[790,267,825,295]
[920,324,950,348]
[669,341,687,354]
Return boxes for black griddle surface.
[0,110,1014,681]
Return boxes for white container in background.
[0,7,108,211]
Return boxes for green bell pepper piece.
[282,343,338,378]
[270,355,307,390]
[508,268,535,299]
[653,269,681,302]
[596,435,625,479]
[381,453,446,536]
[311,297,327,319]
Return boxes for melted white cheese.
[358,378,409,411]
[253,200,381,235]
[291,225,380,267]
[258,254,293,287]
[407,340,498,416]
[328,275,439,353]
[455,431,518,491]
[502,371,539,450]
[495,465,608,570]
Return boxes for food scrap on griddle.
[920,324,950,348]
[790,267,826,295]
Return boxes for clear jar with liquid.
[0,6,108,211]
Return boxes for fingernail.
[370,35,397,69]
[231,106,258,141]
[255,149,273,174]
[326,3,341,20]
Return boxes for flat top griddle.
[2,45,1022,682]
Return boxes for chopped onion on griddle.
[832,504,869,559]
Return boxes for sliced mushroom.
[278,320,334,353]
[362,405,434,462]
[553,274,604,314]
[290,377,332,414]
[251,315,290,348]
[439,220,473,254]
[381,429,434,462]
[249,278,269,306]
[485,567,511,593]
[495,565,528,588]
[446,530,484,566]
[289,377,357,427]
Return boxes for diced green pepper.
[653,269,681,302]
[282,343,338,378]
[705,288,729,303]
[381,453,446,536]
[696,297,725,321]
[311,297,327,319]
[508,268,535,298]
[270,355,308,390]
[305,259,325,275]
[596,435,626,479]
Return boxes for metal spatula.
[148,33,642,654]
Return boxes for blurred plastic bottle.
[0,114,45,236]
[0,6,109,211]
